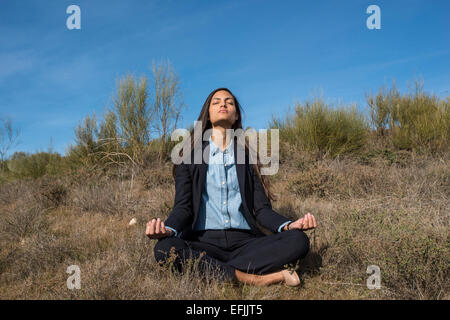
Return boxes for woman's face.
[208,90,238,128]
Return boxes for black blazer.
[164,137,291,240]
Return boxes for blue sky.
[0,0,449,157]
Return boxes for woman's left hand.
[288,213,317,231]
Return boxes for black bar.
[0,300,445,319]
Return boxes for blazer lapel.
[199,140,209,189]
[234,138,247,212]
[194,140,209,225]
[234,139,262,235]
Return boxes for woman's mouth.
[219,109,228,113]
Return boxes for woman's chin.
[211,118,234,128]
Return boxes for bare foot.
[234,269,285,286]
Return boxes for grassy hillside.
[0,147,448,299]
[0,80,448,299]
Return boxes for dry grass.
[0,152,448,300]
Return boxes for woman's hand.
[286,213,317,231]
[145,218,174,239]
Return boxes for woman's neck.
[211,126,232,151]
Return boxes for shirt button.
[224,164,227,167]
[222,181,225,185]
[223,201,226,205]
[225,220,229,223]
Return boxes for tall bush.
[270,98,369,158]
[366,79,449,154]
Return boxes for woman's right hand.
[287,213,317,231]
[145,218,174,239]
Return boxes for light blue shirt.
[194,135,251,231]
[165,136,291,236]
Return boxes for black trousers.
[153,228,310,283]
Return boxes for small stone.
[128,218,137,226]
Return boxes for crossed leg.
[227,229,310,285]
[153,229,310,286]
[153,236,237,282]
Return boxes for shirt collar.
[209,135,234,157]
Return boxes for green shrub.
[270,98,369,158]
[366,79,449,154]
[6,151,66,179]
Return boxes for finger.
[308,214,314,228]
[155,218,161,234]
[303,214,309,223]
[308,213,314,228]
[161,221,167,234]
[149,218,156,235]
[305,215,312,229]
[302,214,309,228]
[308,214,314,229]
[146,219,155,237]
[299,218,305,230]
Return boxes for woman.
[146,88,317,286]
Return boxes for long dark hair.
[172,87,276,201]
